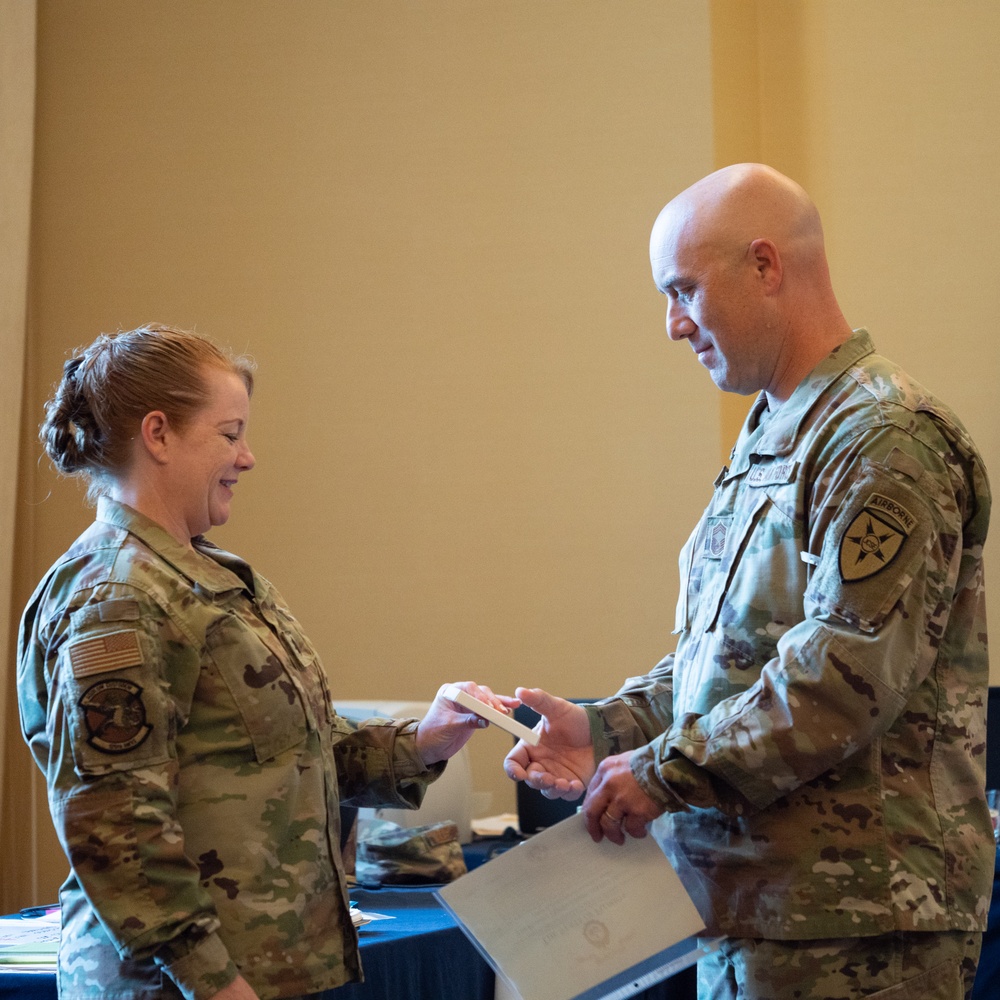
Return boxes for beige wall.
[751,0,1000,656]
[8,0,719,908]
[7,0,1000,909]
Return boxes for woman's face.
[168,367,255,540]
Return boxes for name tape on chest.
[68,629,144,678]
[839,492,917,583]
[745,461,798,488]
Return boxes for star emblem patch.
[839,495,913,583]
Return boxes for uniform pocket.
[256,596,332,729]
[701,490,773,633]
[204,610,308,763]
[864,958,962,999]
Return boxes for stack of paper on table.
[0,909,60,973]
[437,812,718,1000]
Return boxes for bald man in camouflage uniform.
[506,164,993,999]
[19,498,454,1000]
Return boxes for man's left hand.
[582,752,666,845]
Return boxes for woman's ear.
[138,411,172,465]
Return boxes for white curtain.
[0,0,37,912]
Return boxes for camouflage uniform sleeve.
[46,588,238,999]
[585,653,755,815]
[585,652,677,760]
[629,425,978,814]
[331,715,445,809]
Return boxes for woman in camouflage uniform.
[18,325,511,1000]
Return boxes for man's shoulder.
[792,346,973,452]
[845,351,934,407]
[840,354,985,470]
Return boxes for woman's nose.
[239,441,256,470]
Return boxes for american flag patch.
[67,630,144,678]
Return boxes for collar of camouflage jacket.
[96,496,255,597]
[728,328,876,478]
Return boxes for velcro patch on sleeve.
[98,599,141,622]
[67,630,144,679]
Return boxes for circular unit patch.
[79,678,153,754]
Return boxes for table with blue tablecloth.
[1,885,490,1000]
[339,885,495,1000]
[0,881,696,1000]
[8,844,1000,1000]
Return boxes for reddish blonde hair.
[41,324,255,496]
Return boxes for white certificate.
[437,812,717,1000]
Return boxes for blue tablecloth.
[0,885,493,1000]
[338,885,494,999]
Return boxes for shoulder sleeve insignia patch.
[79,679,153,754]
[839,492,915,582]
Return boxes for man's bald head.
[649,164,852,403]
[650,163,826,285]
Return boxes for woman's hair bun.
[40,353,104,475]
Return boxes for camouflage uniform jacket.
[588,330,993,940]
[18,499,442,1000]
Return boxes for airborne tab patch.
[68,630,144,678]
[839,493,915,582]
[865,492,916,533]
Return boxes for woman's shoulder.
[29,519,185,633]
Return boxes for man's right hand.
[503,687,596,800]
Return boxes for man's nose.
[665,298,695,341]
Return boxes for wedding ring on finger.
[602,809,624,827]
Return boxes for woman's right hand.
[211,974,260,1000]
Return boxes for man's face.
[650,209,773,397]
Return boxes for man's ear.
[749,238,783,293]
[139,411,172,465]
